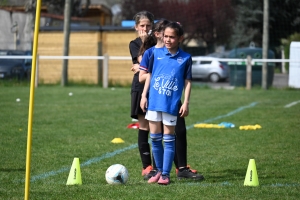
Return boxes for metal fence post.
[246,55,252,90]
[281,49,286,74]
[103,54,109,88]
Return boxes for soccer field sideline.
[18,101,258,183]
[17,97,299,188]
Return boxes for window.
[200,61,211,64]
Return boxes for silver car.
[191,56,229,83]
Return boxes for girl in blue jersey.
[140,21,204,183]
[140,22,193,185]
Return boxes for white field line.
[284,100,300,108]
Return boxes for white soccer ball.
[105,164,129,185]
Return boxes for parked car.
[0,50,31,80]
[191,56,229,82]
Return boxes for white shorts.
[145,110,177,126]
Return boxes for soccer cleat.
[176,165,197,175]
[142,165,153,176]
[144,170,157,180]
[157,174,170,185]
[148,171,162,183]
[177,167,204,181]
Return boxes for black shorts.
[131,91,146,119]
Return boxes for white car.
[191,56,229,83]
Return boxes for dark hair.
[133,11,154,26]
[138,19,170,56]
[153,18,170,33]
[164,21,184,37]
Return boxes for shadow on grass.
[0,168,25,172]
[206,168,246,182]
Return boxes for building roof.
[0,0,112,13]
[1,0,111,7]
[0,0,113,25]
[82,0,110,8]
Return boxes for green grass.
[0,85,299,200]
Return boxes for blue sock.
[162,134,175,176]
[150,133,163,172]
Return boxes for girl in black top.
[129,11,155,179]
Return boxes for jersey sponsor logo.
[152,74,178,96]
[177,57,183,64]
[157,57,164,60]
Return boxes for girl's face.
[163,27,183,51]
[135,18,152,35]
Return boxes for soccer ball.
[105,164,129,184]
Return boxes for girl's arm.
[137,55,142,64]
[140,73,151,112]
[139,49,151,83]
[139,70,148,83]
[179,79,191,117]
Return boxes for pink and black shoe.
[157,174,170,185]
[148,171,162,183]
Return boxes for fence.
[1,55,300,89]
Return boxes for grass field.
[0,84,299,200]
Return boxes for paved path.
[272,73,289,88]
[193,73,289,89]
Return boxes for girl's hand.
[131,64,140,74]
[138,30,148,43]
[140,96,148,112]
[179,103,189,117]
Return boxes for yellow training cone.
[66,157,82,185]
[244,159,259,186]
[111,138,125,143]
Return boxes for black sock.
[175,114,187,168]
[138,129,151,169]
[179,167,187,172]
[173,136,179,168]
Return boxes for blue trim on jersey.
[147,47,192,116]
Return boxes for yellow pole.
[24,1,42,199]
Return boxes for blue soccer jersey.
[146,47,192,116]
[140,46,163,72]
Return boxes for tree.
[41,0,90,17]
[269,0,300,49]
[122,0,234,53]
[230,0,300,50]
[230,0,263,48]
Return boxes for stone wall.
[0,10,33,50]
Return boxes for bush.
[281,32,300,71]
